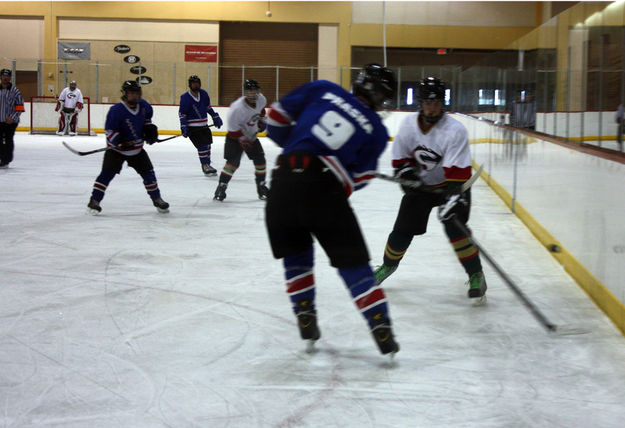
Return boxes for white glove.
[437,194,468,222]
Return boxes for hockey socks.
[91,169,116,201]
[140,170,163,200]
[283,248,315,311]
[382,230,413,267]
[338,264,388,325]
[283,248,320,342]
[339,264,398,355]
[444,221,483,276]
[197,144,211,164]
[218,163,237,185]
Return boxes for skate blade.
[304,339,318,353]
[550,325,591,336]
[471,295,487,306]
[156,207,170,214]
[87,208,100,216]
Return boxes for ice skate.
[373,264,397,285]
[295,299,320,352]
[370,312,399,357]
[152,197,170,213]
[213,183,227,201]
[257,182,269,200]
[87,198,102,215]
[56,131,64,136]
[69,131,77,136]
[202,164,217,176]
[467,271,487,305]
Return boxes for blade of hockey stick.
[451,217,589,336]
[451,217,558,332]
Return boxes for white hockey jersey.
[392,112,472,186]
[58,87,84,110]
[227,94,267,142]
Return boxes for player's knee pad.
[223,162,239,175]
[96,169,116,185]
[443,218,469,240]
[283,247,314,280]
[140,169,157,185]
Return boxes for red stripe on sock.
[355,288,385,310]
[287,274,314,293]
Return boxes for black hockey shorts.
[265,151,369,268]
[223,135,265,166]
[393,188,472,236]
[187,126,213,149]
[101,148,154,175]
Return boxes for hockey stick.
[62,134,184,156]
[374,165,484,193]
[450,217,588,336]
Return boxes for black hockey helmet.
[353,63,396,110]
[244,79,260,91]
[418,77,446,101]
[418,77,446,124]
[244,79,260,103]
[121,80,142,105]
[122,80,142,94]
[69,80,77,90]
[188,75,201,88]
[0,69,11,77]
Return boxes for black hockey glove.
[395,164,422,193]
[210,113,223,129]
[181,125,188,138]
[258,117,267,133]
[438,193,468,223]
[143,123,158,145]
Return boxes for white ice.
[1,134,625,428]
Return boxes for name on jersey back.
[322,92,373,134]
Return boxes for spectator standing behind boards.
[510,91,536,130]
[0,68,24,168]
[56,80,84,136]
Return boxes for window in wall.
[406,87,414,105]
[478,89,494,105]
[494,89,506,106]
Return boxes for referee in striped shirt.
[0,69,24,168]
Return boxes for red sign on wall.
[185,45,217,62]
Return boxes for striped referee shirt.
[0,83,25,123]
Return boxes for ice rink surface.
[2,133,625,427]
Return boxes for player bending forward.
[213,79,268,201]
[373,77,487,302]
[56,81,83,136]
[265,64,399,356]
[87,81,169,215]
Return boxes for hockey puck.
[549,244,562,253]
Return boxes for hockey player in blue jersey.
[264,64,400,356]
[179,75,223,176]
[87,80,169,215]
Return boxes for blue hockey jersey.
[179,89,216,128]
[105,99,153,156]
[267,80,389,196]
